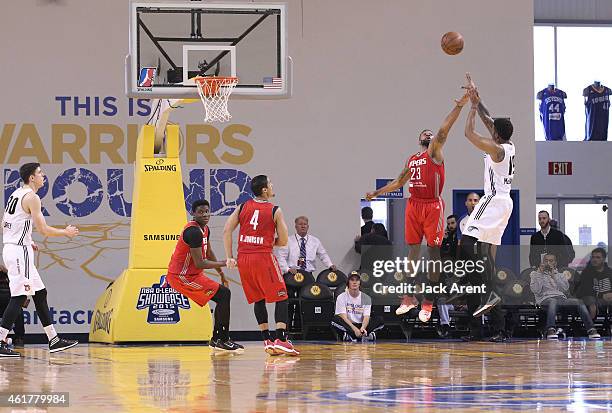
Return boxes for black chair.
[299,283,334,339]
[283,271,315,334]
[316,269,347,290]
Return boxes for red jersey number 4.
[250,210,260,230]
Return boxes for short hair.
[191,199,210,212]
[466,192,480,200]
[592,247,607,259]
[538,210,550,217]
[250,175,268,197]
[543,252,557,260]
[294,216,309,224]
[372,223,388,238]
[361,206,373,220]
[419,129,433,138]
[19,163,40,184]
[494,118,513,141]
[447,214,458,221]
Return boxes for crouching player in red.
[223,175,299,356]
[166,199,243,353]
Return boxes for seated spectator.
[354,223,391,254]
[0,263,25,348]
[530,211,575,268]
[275,216,336,274]
[529,253,600,339]
[331,272,384,342]
[575,247,612,319]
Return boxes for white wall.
[0,0,535,332]
[537,142,612,197]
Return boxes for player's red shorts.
[405,197,445,247]
[165,272,220,307]
[237,252,288,304]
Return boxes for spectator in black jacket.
[529,211,575,268]
[360,207,374,236]
[575,248,612,319]
[441,215,459,260]
[550,219,575,265]
[355,223,391,254]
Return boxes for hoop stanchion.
[195,76,238,123]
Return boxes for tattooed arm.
[365,163,411,200]
[428,92,469,163]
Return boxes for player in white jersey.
[460,74,515,343]
[0,163,79,357]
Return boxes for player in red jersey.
[223,175,299,356]
[166,199,243,353]
[366,90,469,322]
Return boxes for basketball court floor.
[4,339,612,412]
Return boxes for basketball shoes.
[396,295,418,315]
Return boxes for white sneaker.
[588,328,601,339]
[418,309,432,323]
[396,296,418,315]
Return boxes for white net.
[195,77,238,123]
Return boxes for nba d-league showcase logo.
[136,275,190,324]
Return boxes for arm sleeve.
[362,293,372,317]
[335,293,346,315]
[554,273,569,293]
[182,226,203,248]
[275,246,290,273]
[530,272,543,294]
[316,239,333,268]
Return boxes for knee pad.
[212,285,231,303]
[253,300,268,325]
[460,235,478,261]
[274,299,288,325]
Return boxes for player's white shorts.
[2,244,45,296]
[463,195,513,245]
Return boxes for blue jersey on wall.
[538,87,566,141]
[584,85,611,141]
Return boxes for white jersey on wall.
[2,187,33,246]
[483,143,515,197]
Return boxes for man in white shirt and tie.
[275,216,336,274]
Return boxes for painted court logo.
[138,67,157,90]
[136,275,190,324]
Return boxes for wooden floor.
[3,339,612,412]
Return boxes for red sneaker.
[264,339,277,355]
[273,339,300,356]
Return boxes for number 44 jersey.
[538,87,567,141]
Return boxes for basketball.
[441,31,464,55]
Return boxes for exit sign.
[548,161,573,175]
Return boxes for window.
[534,25,612,141]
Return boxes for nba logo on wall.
[136,275,190,324]
[138,67,157,90]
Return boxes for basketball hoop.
[194,76,238,123]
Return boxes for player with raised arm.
[461,73,515,342]
[366,89,469,322]
[1,163,79,357]
[223,175,299,356]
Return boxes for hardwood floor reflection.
[0,340,611,412]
